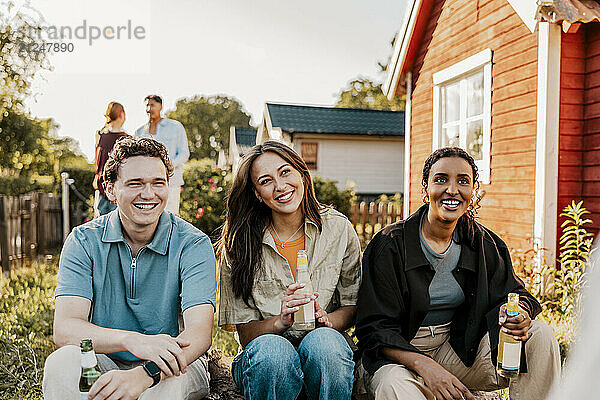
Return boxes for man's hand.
[417,357,476,400]
[498,303,531,341]
[87,367,152,400]
[122,332,190,376]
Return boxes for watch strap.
[142,361,161,388]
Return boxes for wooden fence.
[0,192,63,274]
[350,201,403,246]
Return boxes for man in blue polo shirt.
[43,137,216,400]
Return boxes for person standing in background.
[93,102,129,218]
[135,94,190,215]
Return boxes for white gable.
[506,0,539,33]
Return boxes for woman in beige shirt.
[218,140,361,400]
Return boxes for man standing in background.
[136,94,190,214]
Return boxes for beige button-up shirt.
[219,208,361,345]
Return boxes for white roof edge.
[506,0,539,33]
[383,0,421,99]
[384,0,538,100]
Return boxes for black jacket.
[355,205,541,375]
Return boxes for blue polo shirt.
[55,210,217,361]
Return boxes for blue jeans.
[232,327,355,400]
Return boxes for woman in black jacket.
[355,147,560,400]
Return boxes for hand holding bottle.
[87,367,153,400]
[313,293,332,328]
[275,282,314,331]
[498,303,531,341]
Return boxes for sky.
[21,0,408,161]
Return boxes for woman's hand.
[313,293,332,328]
[273,282,314,332]
[498,303,531,341]
[417,357,476,400]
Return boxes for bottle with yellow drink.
[497,293,522,379]
[293,250,315,331]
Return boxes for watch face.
[144,361,161,377]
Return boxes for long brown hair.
[99,102,124,134]
[218,140,324,305]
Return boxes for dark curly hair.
[422,147,482,246]
[103,137,174,185]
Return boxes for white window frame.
[432,48,492,184]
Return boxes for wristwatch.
[142,361,161,388]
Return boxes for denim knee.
[298,328,355,400]
[233,334,303,397]
[245,334,300,369]
[298,327,354,367]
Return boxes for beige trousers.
[42,345,209,400]
[367,320,561,400]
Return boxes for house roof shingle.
[234,127,257,147]
[266,103,404,136]
[539,0,600,24]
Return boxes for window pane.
[467,71,483,117]
[301,142,318,169]
[442,82,460,123]
[467,120,483,160]
[442,125,460,148]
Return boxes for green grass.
[0,257,57,400]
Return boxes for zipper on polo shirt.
[130,257,137,298]
[124,243,145,299]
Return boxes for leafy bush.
[0,257,58,399]
[514,200,595,361]
[376,193,403,210]
[312,175,356,218]
[180,159,232,240]
[554,201,595,315]
[0,175,54,196]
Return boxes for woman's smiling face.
[425,156,474,223]
[251,151,305,218]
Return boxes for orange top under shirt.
[271,234,305,281]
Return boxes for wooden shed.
[385,0,600,261]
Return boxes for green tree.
[1,0,51,114]
[335,77,405,110]
[0,110,48,175]
[313,176,356,218]
[166,95,253,160]
[0,1,55,177]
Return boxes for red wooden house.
[384,0,600,262]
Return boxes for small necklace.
[271,223,304,248]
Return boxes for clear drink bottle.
[293,250,315,330]
[497,293,522,379]
[79,339,101,399]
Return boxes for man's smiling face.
[106,156,169,229]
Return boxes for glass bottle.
[497,293,522,379]
[293,250,315,330]
[79,339,101,399]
